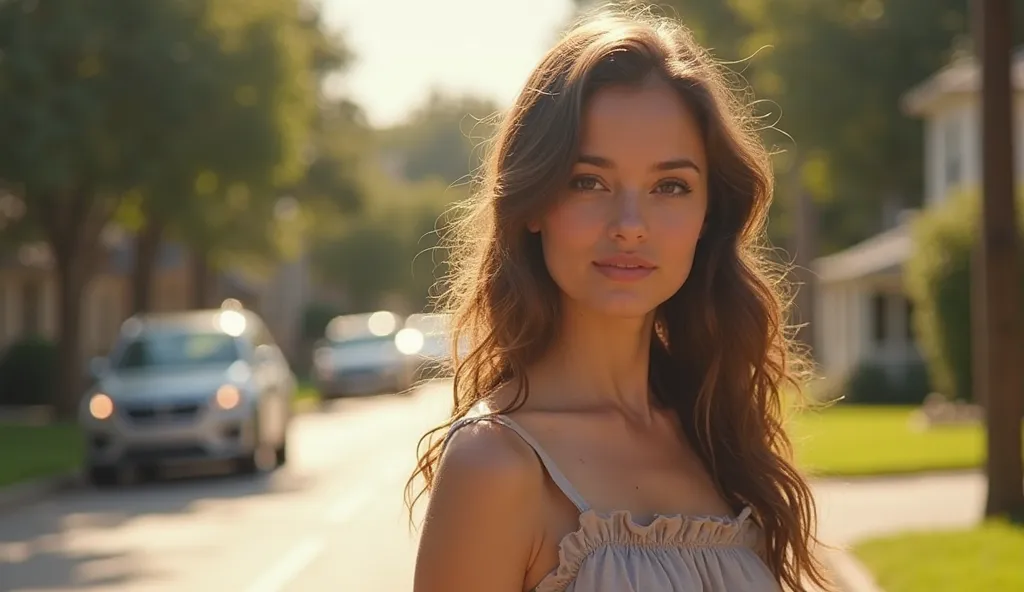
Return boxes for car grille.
[122,401,204,425]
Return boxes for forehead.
[578,79,706,167]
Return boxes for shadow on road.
[0,466,308,591]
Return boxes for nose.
[608,189,648,243]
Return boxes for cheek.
[653,204,706,267]
[538,200,605,261]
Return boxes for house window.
[21,279,42,337]
[944,116,962,190]
[871,293,888,344]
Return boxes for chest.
[541,421,728,519]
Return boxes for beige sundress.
[445,414,782,592]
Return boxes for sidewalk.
[812,470,984,591]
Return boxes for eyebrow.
[577,154,702,174]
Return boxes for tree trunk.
[53,250,88,420]
[790,186,819,354]
[191,248,215,309]
[131,218,164,314]
[974,0,1024,517]
[785,152,819,355]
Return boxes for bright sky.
[320,0,575,128]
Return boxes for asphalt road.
[0,382,452,592]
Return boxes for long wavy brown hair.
[406,4,830,591]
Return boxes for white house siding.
[815,273,918,383]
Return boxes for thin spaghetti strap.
[443,414,591,513]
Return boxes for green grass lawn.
[292,382,321,413]
[854,520,1024,592]
[0,386,322,490]
[0,423,83,488]
[788,405,1000,477]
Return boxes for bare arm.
[413,421,545,592]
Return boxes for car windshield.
[114,331,241,370]
[329,335,396,362]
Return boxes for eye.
[569,175,609,192]
[653,180,692,195]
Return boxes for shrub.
[0,337,58,406]
[904,191,1024,401]
[838,359,933,405]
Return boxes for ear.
[527,219,541,233]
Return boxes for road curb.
[0,470,83,514]
[825,547,885,592]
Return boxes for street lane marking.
[327,461,412,524]
[327,484,378,524]
[246,536,325,592]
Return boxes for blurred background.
[0,1,1022,591]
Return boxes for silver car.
[79,308,295,485]
[313,311,417,399]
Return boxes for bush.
[838,359,934,405]
[904,191,1024,401]
[0,338,58,406]
[301,302,344,342]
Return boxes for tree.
[125,0,332,313]
[0,0,318,416]
[308,93,495,312]
[376,92,500,185]
[974,0,1023,518]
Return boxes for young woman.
[407,5,830,592]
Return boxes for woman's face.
[531,78,709,319]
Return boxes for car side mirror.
[89,357,109,379]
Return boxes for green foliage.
[833,360,933,406]
[309,93,494,313]
[148,0,325,263]
[0,0,330,413]
[301,302,345,342]
[0,338,58,407]
[311,178,461,313]
[904,191,1024,401]
[0,0,220,225]
[376,92,499,185]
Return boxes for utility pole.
[973,0,1024,517]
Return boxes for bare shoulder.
[439,415,543,484]
[413,417,546,592]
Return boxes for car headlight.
[89,393,115,420]
[214,384,242,410]
[395,328,424,355]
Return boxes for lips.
[593,254,656,269]
[592,255,656,282]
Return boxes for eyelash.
[568,175,692,195]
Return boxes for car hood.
[97,363,251,402]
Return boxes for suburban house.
[0,233,311,367]
[812,49,1024,383]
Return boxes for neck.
[528,303,657,421]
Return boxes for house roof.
[812,221,914,284]
[902,48,1024,116]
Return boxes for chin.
[582,294,661,319]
